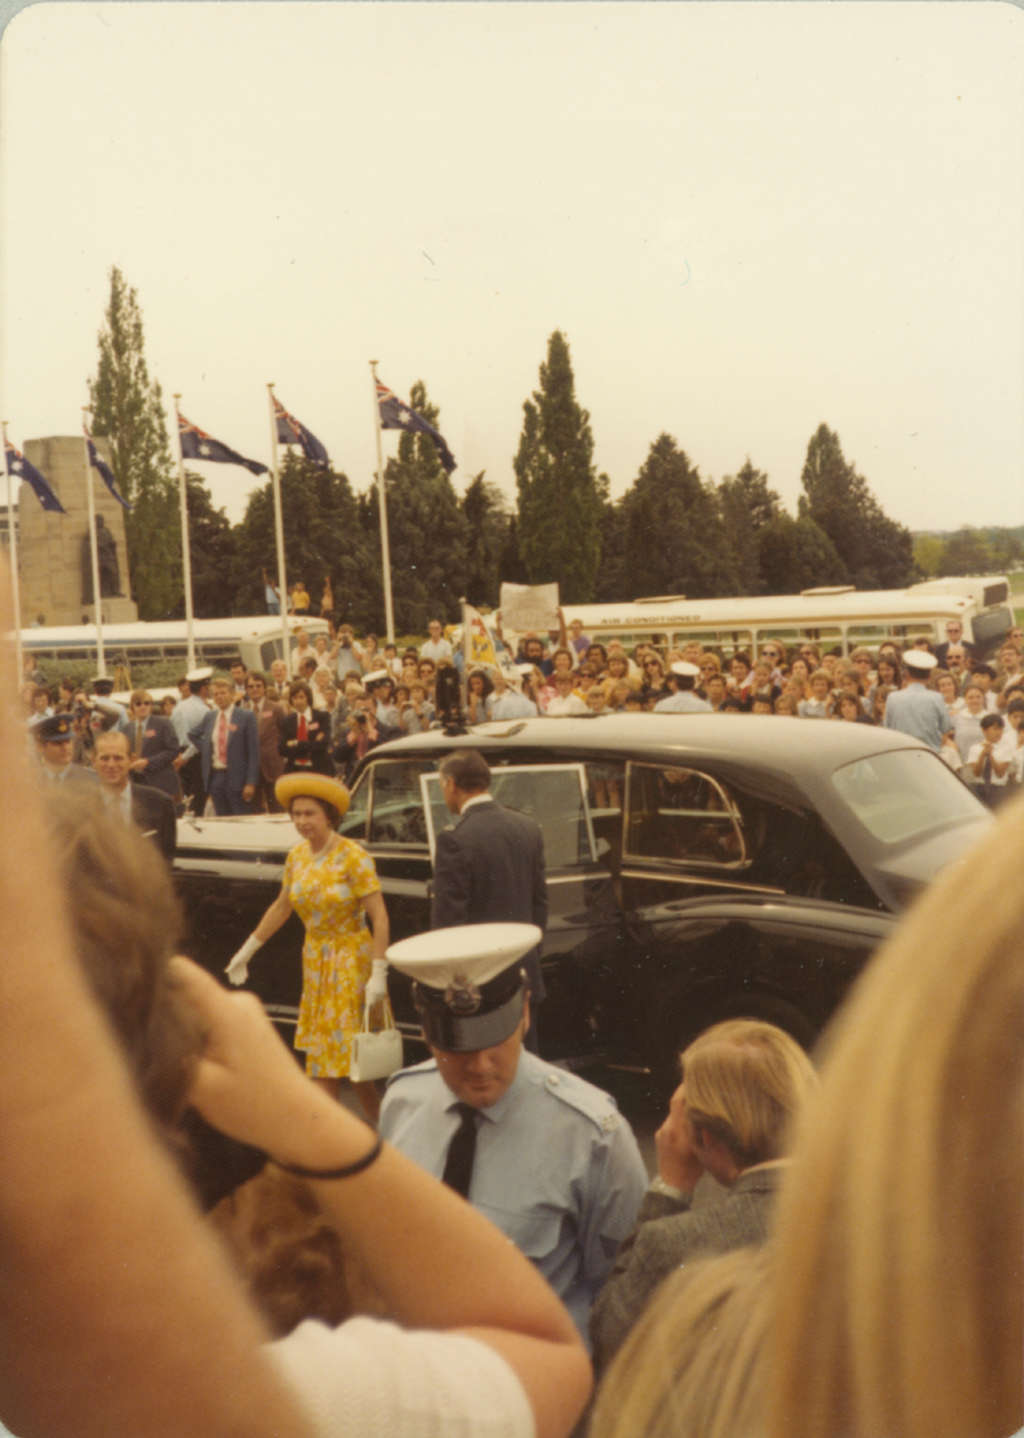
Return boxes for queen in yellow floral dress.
[226,772,390,1120]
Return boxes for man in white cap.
[883,649,948,751]
[654,661,712,713]
[171,666,214,816]
[381,922,647,1343]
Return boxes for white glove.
[365,958,389,1006]
[225,933,262,987]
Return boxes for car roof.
[363,713,926,782]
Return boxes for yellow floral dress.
[284,836,381,1078]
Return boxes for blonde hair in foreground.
[681,1018,818,1167]
[589,1245,772,1438]
[769,790,1024,1438]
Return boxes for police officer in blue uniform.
[380,923,647,1343]
[883,649,949,750]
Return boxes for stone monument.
[19,436,138,626]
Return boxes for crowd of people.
[7,568,1024,1435]
[22,612,1024,816]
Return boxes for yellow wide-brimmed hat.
[275,771,351,815]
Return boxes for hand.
[654,1084,706,1193]
[225,952,249,986]
[242,784,255,802]
[365,958,389,1006]
[170,958,346,1162]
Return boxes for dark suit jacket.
[189,706,260,792]
[279,708,333,775]
[130,783,177,861]
[118,713,182,801]
[247,699,285,784]
[589,1162,787,1372]
[431,797,548,998]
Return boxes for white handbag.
[349,997,404,1083]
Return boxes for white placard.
[499,581,560,633]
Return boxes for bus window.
[754,629,800,659]
[797,625,843,654]
[708,630,754,661]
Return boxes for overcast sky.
[2,1,1022,537]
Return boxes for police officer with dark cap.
[380,923,646,1342]
[33,713,98,786]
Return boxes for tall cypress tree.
[619,434,739,598]
[513,331,603,601]
[88,266,181,618]
[798,423,913,589]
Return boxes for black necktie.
[442,1103,479,1198]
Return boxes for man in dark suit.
[188,675,260,816]
[92,730,176,861]
[243,670,285,811]
[118,691,182,808]
[431,749,548,1050]
[934,618,976,667]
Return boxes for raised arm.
[177,960,591,1438]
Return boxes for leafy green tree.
[232,454,375,627]
[363,381,469,632]
[514,331,603,601]
[940,526,995,576]
[718,459,783,594]
[912,533,946,578]
[757,513,847,594]
[182,474,237,619]
[88,266,181,618]
[619,434,739,598]
[798,423,913,589]
[461,473,510,607]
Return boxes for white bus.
[18,615,330,675]
[563,577,1014,663]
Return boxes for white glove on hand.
[364,958,389,1006]
[225,933,262,987]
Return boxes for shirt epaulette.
[535,1063,623,1135]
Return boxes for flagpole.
[81,408,106,679]
[1,422,24,679]
[266,384,291,674]
[172,395,198,673]
[461,595,470,705]
[369,360,395,644]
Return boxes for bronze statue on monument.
[81,515,124,603]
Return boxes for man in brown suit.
[244,671,285,812]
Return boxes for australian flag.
[178,412,268,475]
[83,424,131,509]
[376,378,456,475]
[273,395,329,468]
[4,439,65,513]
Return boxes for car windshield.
[831,748,982,845]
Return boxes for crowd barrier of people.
[20,610,1024,813]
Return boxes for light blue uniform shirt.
[381,1051,647,1342]
[883,682,949,751]
[653,691,711,713]
[489,691,538,720]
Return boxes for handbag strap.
[362,995,396,1034]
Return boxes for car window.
[421,764,597,868]
[624,762,747,868]
[831,748,982,844]
[339,760,431,846]
[338,769,369,839]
